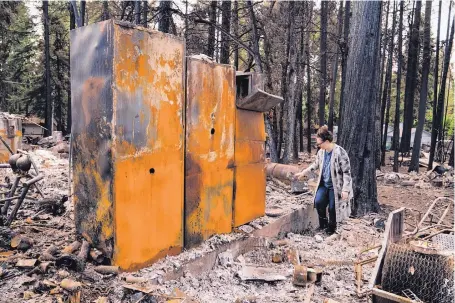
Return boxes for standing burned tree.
[338,1,382,215]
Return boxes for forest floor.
[0,149,453,303]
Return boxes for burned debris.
[0,18,453,303]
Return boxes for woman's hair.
[316,125,333,142]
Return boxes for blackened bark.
[378,2,390,166]
[233,0,239,70]
[295,91,303,155]
[319,0,328,127]
[409,1,432,172]
[306,4,313,154]
[429,17,454,168]
[56,42,63,133]
[428,1,449,160]
[378,2,390,129]
[438,3,453,160]
[142,1,148,27]
[381,3,397,166]
[393,1,404,173]
[67,3,75,134]
[337,1,350,141]
[220,1,231,64]
[338,1,382,215]
[102,1,110,21]
[43,1,52,136]
[158,0,172,34]
[206,1,217,58]
[81,0,86,26]
[134,0,141,24]
[401,1,422,153]
[282,2,303,164]
[449,140,454,167]
[328,2,343,133]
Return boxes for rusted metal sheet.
[71,20,115,258]
[112,22,185,270]
[71,20,185,271]
[235,72,283,112]
[185,57,235,248]
[234,140,264,166]
[233,108,267,227]
[235,109,266,141]
[0,114,22,163]
[233,163,266,227]
[237,89,284,112]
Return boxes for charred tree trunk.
[319,0,328,127]
[328,2,343,133]
[134,0,140,24]
[432,1,442,144]
[142,1,148,27]
[295,23,306,155]
[102,1,110,21]
[282,2,303,164]
[439,4,453,161]
[233,0,239,70]
[67,3,75,134]
[220,1,231,64]
[378,2,390,168]
[56,42,63,133]
[429,17,454,168]
[338,1,382,215]
[279,2,294,161]
[381,3,397,166]
[80,0,86,26]
[158,0,172,34]
[306,11,313,154]
[246,0,279,162]
[295,91,303,155]
[400,1,422,153]
[449,140,454,167]
[379,2,390,128]
[409,1,432,172]
[393,1,404,173]
[43,1,52,137]
[337,1,350,141]
[206,1,217,57]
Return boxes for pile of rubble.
[377,165,454,189]
[24,132,69,160]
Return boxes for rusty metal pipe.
[265,163,300,180]
[1,176,20,215]
[6,174,44,225]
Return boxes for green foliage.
[1,2,41,115]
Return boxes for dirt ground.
[0,148,453,303]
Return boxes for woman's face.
[316,137,323,148]
[316,137,329,150]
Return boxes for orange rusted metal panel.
[234,140,265,166]
[0,114,22,162]
[113,23,185,270]
[185,57,236,248]
[233,163,266,226]
[233,108,267,227]
[71,20,185,271]
[235,109,266,141]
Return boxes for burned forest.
[0,1,454,303]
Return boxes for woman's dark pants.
[314,185,336,231]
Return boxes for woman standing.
[294,125,353,234]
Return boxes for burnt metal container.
[71,20,185,271]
